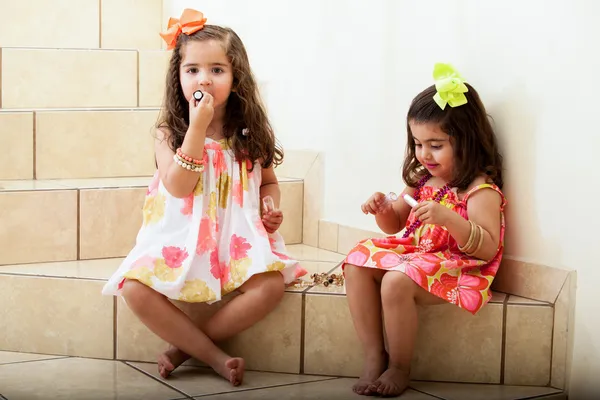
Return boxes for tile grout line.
[408,386,446,400]
[192,377,342,398]
[500,294,509,384]
[113,296,117,360]
[299,291,306,374]
[123,361,194,399]
[0,356,70,366]
[98,0,102,48]
[32,111,36,179]
[0,48,3,108]
[76,189,81,260]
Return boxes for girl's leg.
[158,271,285,377]
[344,264,388,396]
[369,271,445,397]
[121,280,244,386]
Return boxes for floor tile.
[410,381,562,400]
[129,362,334,397]
[191,378,437,399]
[0,358,182,399]
[56,176,152,189]
[287,245,345,263]
[0,351,65,365]
[507,295,551,306]
[0,258,123,280]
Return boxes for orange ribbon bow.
[159,9,207,50]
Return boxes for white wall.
[166,1,600,397]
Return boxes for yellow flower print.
[230,257,252,281]
[153,258,183,282]
[193,175,204,196]
[179,279,216,303]
[266,261,286,272]
[143,192,166,225]
[240,162,249,191]
[217,172,231,209]
[123,267,154,287]
[208,192,217,221]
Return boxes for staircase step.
[0,111,33,179]
[0,177,304,265]
[0,245,558,388]
[1,48,137,108]
[0,0,99,49]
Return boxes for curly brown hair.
[402,83,504,190]
[156,25,283,169]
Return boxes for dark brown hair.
[156,25,283,169]
[402,83,503,190]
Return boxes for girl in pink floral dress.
[344,64,506,397]
[102,10,305,387]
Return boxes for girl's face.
[179,40,234,111]
[410,121,454,182]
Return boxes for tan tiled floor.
[0,351,565,400]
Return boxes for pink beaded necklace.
[402,174,452,238]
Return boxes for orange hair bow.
[159,9,207,50]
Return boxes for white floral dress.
[102,138,304,303]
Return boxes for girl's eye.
[212,67,224,74]
[415,144,422,148]
[187,68,198,74]
[431,145,442,150]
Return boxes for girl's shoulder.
[459,175,505,207]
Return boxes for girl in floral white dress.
[102,9,305,386]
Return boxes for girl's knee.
[381,272,415,303]
[121,279,151,308]
[244,272,284,300]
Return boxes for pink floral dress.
[343,181,506,314]
[102,138,305,303]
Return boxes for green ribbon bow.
[433,63,468,110]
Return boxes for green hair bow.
[433,63,468,110]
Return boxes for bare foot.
[211,357,245,386]
[157,347,190,378]
[353,351,387,396]
[368,365,410,397]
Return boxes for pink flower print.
[131,255,155,269]
[230,234,252,260]
[210,249,230,282]
[162,246,188,268]
[181,194,194,216]
[196,217,216,255]
[269,237,277,249]
[273,251,290,260]
[417,238,434,253]
[213,150,227,177]
[371,237,401,250]
[431,273,488,313]
[403,264,428,288]
[255,217,269,238]
[232,180,244,207]
[372,251,401,269]
[346,244,370,266]
[481,259,500,277]
[147,174,160,196]
[295,265,308,278]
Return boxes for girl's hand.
[413,201,453,226]
[361,192,393,215]
[262,210,283,233]
[188,91,214,134]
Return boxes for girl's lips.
[425,163,439,169]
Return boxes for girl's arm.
[155,127,206,198]
[444,189,502,261]
[374,186,417,235]
[260,165,280,207]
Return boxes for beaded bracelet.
[176,148,204,165]
[173,154,204,172]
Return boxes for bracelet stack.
[458,220,484,256]
[173,148,205,173]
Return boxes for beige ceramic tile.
[286,260,340,292]
[221,293,303,373]
[130,362,332,397]
[410,381,562,400]
[286,244,345,263]
[490,292,507,303]
[0,190,77,265]
[0,351,65,365]
[0,180,70,191]
[57,176,153,189]
[302,154,323,247]
[274,150,319,179]
[80,187,146,259]
[411,303,503,383]
[36,109,158,179]
[0,358,181,399]
[550,273,575,389]
[199,379,437,399]
[337,224,386,254]
[504,304,553,386]
[279,181,303,244]
[0,276,113,358]
[508,295,551,305]
[139,50,172,107]
[492,257,570,303]
[0,0,99,48]
[1,48,137,108]
[0,258,123,280]
[0,112,33,179]
[318,220,339,252]
[304,294,362,376]
[101,0,163,50]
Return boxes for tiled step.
[0,177,304,265]
[0,245,561,389]
[0,0,163,50]
[0,48,169,109]
[0,353,567,400]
